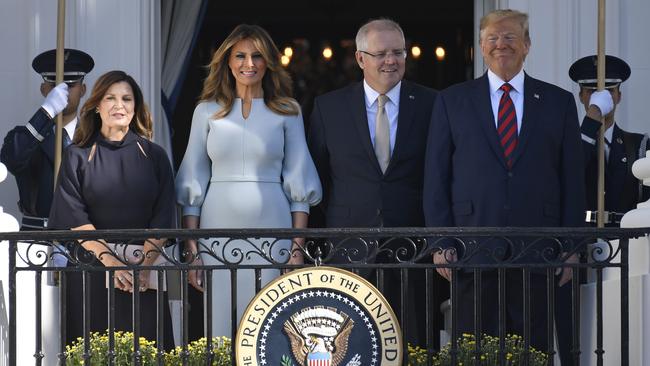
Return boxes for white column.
[0,164,20,366]
[619,152,650,365]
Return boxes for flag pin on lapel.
[534,93,540,99]
[409,95,415,100]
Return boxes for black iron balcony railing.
[1,227,647,366]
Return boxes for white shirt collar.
[487,68,525,95]
[64,117,78,139]
[605,123,615,143]
[363,80,402,108]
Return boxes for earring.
[95,108,99,113]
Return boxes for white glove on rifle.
[41,83,69,118]
[589,90,614,116]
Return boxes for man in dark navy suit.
[549,55,650,365]
[570,55,650,225]
[1,48,94,230]
[423,9,585,354]
[308,19,438,345]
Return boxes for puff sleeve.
[281,110,323,213]
[175,102,212,217]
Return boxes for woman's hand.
[138,270,151,292]
[114,269,134,292]
[96,249,135,293]
[182,216,204,291]
[188,256,204,292]
[185,238,204,292]
[283,238,305,274]
[74,224,131,292]
[288,238,306,266]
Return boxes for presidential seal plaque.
[236,266,403,366]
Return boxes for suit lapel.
[347,82,382,173]
[386,81,416,175]
[471,74,508,169]
[511,74,540,167]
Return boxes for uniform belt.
[584,210,625,225]
[21,215,48,229]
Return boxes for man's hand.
[432,248,458,282]
[41,83,69,118]
[557,253,579,287]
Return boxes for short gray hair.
[355,18,405,51]
[479,9,530,43]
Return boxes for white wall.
[475,0,650,135]
[0,0,161,220]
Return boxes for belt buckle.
[21,215,49,229]
[584,210,623,225]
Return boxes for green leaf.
[281,354,294,366]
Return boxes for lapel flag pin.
[534,93,540,99]
[409,95,415,100]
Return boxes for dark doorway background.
[171,1,475,168]
[171,2,473,349]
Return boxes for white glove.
[589,90,614,116]
[41,83,69,118]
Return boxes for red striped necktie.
[497,83,518,168]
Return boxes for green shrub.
[66,331,545,365]
[431,333,548,366]
[65,331,159,365]
[66,332,231,366]
[166,336,231,366]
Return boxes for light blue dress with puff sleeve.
[175,98,322,336]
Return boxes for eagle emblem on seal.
[283,306,354,366]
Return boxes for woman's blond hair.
[199,24,299,118]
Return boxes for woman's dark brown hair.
[75,70,153,146]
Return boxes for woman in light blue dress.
[175,24,322,337]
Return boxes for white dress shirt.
[488,69,524,133]
[63,117,77,142]
[364,80,401,153]
[48,117,77,142]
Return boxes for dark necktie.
[497,83,518,168]
[63,130,72,147]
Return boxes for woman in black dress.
[49,70,175,350]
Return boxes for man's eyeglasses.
[359,49,407,61]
